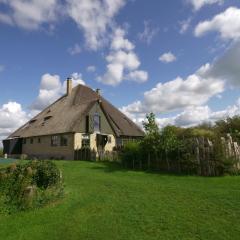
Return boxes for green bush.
[26,160,62,189]
[0,161,63,211]
[121,142,142,168]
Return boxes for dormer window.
[44,116,52,121]
[94,113,101,132]
[29,119,37,124]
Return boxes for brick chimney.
[66,77,72,95]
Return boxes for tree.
[215,116,240,143]
[142,112,159,135]
[161,126,180,171]
[142,113,161,169]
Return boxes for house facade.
[3,79,144,160]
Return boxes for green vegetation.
[0,160,240,240]
[122,114,240,175]
[0,161,63,211]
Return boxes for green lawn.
[0,160,240,240]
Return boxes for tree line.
[121,113,240,176]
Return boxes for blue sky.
[0,0,240,142]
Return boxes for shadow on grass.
[89,161,190,177]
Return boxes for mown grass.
[0,160,240,240]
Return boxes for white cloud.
[159,52,177,63]
[125,70,148,83]
[98,28,148,85]
[0,0,59,30]
[66,0,126,50]
[0,101,29,145]
[87,65,96,73]
[188,0,224,11]
[31,72,85,112]
[179,18,191,34]
[122,38,240,118]
[138,20,159,44]
[68,72,85,86]
[0,1,126,50]
[195,7,240,41]
[123,99,240,129]
[157,98,240,128]
[68,43,81,56]
[106,50,140,70]
[121,72,224,115]
[111,28,134,51]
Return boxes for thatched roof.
[7,84,144,139]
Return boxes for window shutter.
[86,115,89,133]
[89,115,94,133]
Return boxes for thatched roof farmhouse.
[3,79,144,160]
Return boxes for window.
[38,138,41,143]
[51,135,59,146]
[82,134,90,148]
[60,135,68,146]
[44,116,52,121]
[30,138,34,144]
[94,113,101,132]
[23,138,26,144]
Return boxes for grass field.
[0,160,240,240]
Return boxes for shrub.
[0,161,63,211]
[121,142,142,168]
[26,160,62,189]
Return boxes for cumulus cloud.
[98,28,148,85]
[0,101,29,145]
[138,20,159,45]
[121,71,224,116]
[31,72,85,112]
[67,43,81,56]
[0,0,59,30]
[157,98,240,128]
[125,70,148,83]
[122,37,240,119]
[159,52,177,63]
[123,99,240,129]
[0,1,126,50]
[67,0,126,50]
[188,0,224,11]
[195,7,240,41]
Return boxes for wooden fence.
[122,135,240,176]
[74,134,240,176]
